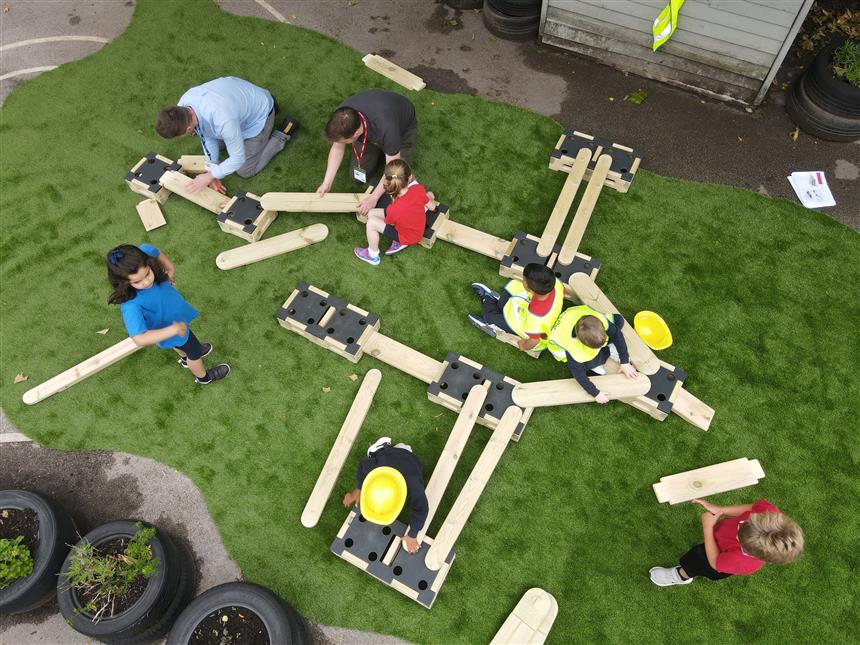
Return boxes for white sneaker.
[591,364,606,375]
[649,566,693,587]
[367,436,392,456]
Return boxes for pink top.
[713,499,780,574]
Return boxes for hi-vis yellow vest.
[547,305,611,363]
[502,279,564,350]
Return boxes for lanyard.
[352,112,368,166]
[196,126,212,160]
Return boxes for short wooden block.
[216,224,329,270]
[136,199,166,231]
[125,152,178,204]
[669,386,714,431]
[549,129,642,193]
[217,191,277,242]
[653,458,765,505]
[490,588,559,645]
[177,154,207,174]
[362,53,426,91]
[420,204,450,249]
[159,170,232,214]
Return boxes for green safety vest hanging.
[502,279,565,350]
[652,0,685,52]
[547,305,611,363]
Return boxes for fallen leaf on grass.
[348,374,358,381]
[322,386,331,393]
[623,89,647,104]
[14,373,28,384]
[790,127,800,141]
[96,328,109,335]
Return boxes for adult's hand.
[187,171,214,193]
[595,392,610,404]
[357,194,379,217]
[210,178,226,194]
[316,181,332,198]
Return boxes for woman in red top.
[354,159,432,266]
[650,498,804,586]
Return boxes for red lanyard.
[352,112,368,166]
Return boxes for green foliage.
[62,524,158,622]
[832,39,860,88]
[0,536,34,589]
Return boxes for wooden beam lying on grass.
[425,406,522,571]
[22,338,142,405]
[435,220,513,260]
[512,373,651,407]
[159,170,231,214]
[259,191,367,213]
[301,369,382,528]
[653,458,765,504]
[362,53,426,91]
[215,224,329,270]
[556,154,612,267]
[536,148,591,257]
[363,333,445,384]
[490,588,559,645]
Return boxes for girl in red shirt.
[354,159,432,266]
[650,498,804,586]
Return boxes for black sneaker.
[196,363,230,384]
[179,343,213,367]
[278,115,299,138]
[471,282,499,301]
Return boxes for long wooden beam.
[511,373,651,408]
[215,224,329,270]
[435,220,513,260]
[301,369,382,528]
[259,192,366,213]
[425,406,522,571]
[362,54,426,91]
[22,338,142,405]
[653,458,764,504]
[490,588,559,645]
[159,170,232,214]
[536,148,591,257]
[556,154,612,267]
[363,333,444,384]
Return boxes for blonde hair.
[576,315,606,349]
[383,159,412,197]
[738,513,804,564]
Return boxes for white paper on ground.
[787,171,836,208]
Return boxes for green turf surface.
[1,1,858,642]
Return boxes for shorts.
[175,329,207,360]
[679,544,733,581]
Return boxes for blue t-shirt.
[120,244,199,349]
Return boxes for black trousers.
[481,293,514,333]
[679,544,733,580]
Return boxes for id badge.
[353,166,367,183]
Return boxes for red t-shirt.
[383,183,428,245]
[525,289,557,338]
[713,499,780,574]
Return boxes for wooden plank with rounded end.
[490,588,559,645]
[653,458,764,505]
[512,373,651,407]
[301,369,382,528]
[159,170,231,214]
[259,192,365,213]
[216,224,329,270]
[362,54,426,90]
[136,199,166,231]
[436,220,513,260]
[425,406,522,571]
[568,273,661,375]
[363,333,444,384]
[669,386,715,431]
[557,153,612,266]
[536,148,591,257]
[22,338,142,405]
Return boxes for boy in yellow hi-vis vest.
[547,306,639,403]
[469,263,564,353]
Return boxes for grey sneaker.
[471,282,499,301]
[468,314,504,338]
[196,363,230,384]
[590,364,606,375]
[179,343,213,367]
[649,566,693,587]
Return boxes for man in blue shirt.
[156,77,297,193]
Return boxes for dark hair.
[325,107,362,142]
[575,315,607,348]
[522,263,556,295]
[106,245,168,304]
[155,106,191,138]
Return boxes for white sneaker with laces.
[649,566,693,587]
[367,436,392,456]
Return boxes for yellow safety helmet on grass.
[634,311,673,350]
[360,466,407,525]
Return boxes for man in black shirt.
[317,89,418,217]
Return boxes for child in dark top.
[650,498,804,586]
[354,159,433,266]
[106,244,229,384]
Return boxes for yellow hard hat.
[360,466,407,525]
[634,311,673,350]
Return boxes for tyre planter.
[488,0,541,17]
[57,520,196,645]
[0,489,77,615]
[445,0,483,9]
[167,582,308,645]
[482,0,539,41]
[806,40,860,118]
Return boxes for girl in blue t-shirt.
[106,244,230,384]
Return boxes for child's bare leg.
[185,358,206,379]
[365,215,386,256]
[173,348,187,358]
[678,567,691,579]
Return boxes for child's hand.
[620,363,638,379]
[403,535,420,554]
[595,392,610,404]
[517,338,538,351]
[357,195,378,217]
[691,498,721,516]
[172,321,187,338]
[167,268,176,284]
[342,489,360,507]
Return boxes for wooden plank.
[653,458,765,504]
[511,373,651,407]
[537,148,591,257]
[363,333,445,384]
[494,328,541,360]
[669,386,715,431]
[425,406,522,571]
[22,338,142,405]
[0,432,33,444]
[491,588,558,644]
[177,154,207,174]
[568,273,661,375]
[259,192,364,213]
[136,199,166,231]
[159,170,231,214]
[436,220,513,260]
[301,369,382,528]
[215,224,329,270]
[362,53,426,91]
[556,153,611,266]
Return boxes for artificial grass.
[1,1,858,642]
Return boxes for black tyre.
[482,0,539,41]
[166,582,308,645]
[445,0,483,9]
[0,490,77,615]
[806,40,860,117]
[487,0,541,17]
[786,74,860,142]
[57,520,196,644]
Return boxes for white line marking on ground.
[254,0,288,22]
[0,35,109,52]
[0,432,33,444]
[0,66,57,81]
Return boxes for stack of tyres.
[482,0,541,41]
